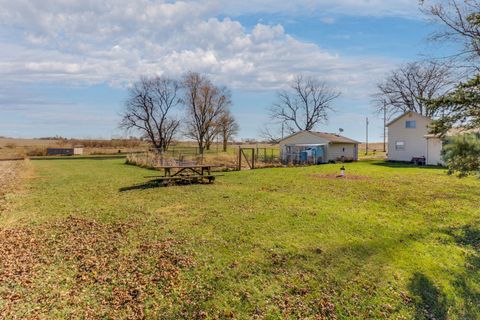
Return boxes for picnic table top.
[153,164,220,169]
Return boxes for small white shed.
[279,131,360,164]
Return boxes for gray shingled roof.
[280,130,360,144]
[310,131,360,144]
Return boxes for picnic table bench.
[147,164,221,186]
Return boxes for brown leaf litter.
[0,160,26,212]
[0,216,194,319]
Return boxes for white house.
[279,131,360,164]
[386,111,444,165]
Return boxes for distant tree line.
[120,72,238,154]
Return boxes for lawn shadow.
[119,180,164,192]
[408,272,448,320]
[119,179,212,192]
[444,224,480,318]
[371,161,443,170]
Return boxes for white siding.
[73,148,84,155]
[387,112,432,162]
[327,144,356,162]
[426,138,444,166]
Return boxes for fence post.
[252,148,255,169]
[238,147,242,171]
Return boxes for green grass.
[2,159,480,319]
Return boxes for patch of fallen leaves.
[264,251,338,319]
[0,216,194,319]
[0,160,25,212]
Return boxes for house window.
[406,120,416,128]
[395,141,405,150]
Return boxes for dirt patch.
[0,216,194,319]
[309,173,370,181]
[0,160,26,212]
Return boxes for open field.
[2,159,478,319]
[358,143,387,161]
[0,138,146,159]
[0,137,280,159]
[0,137,384,165]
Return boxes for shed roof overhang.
[284,143,327,147]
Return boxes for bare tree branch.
[270,75,340,132]
[182,72,232,154]
[120,76,181,152]
[373,61,454,118]
[421,0,480,68]
[217,109,239,152]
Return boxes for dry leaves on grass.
[265,251,338,319]
[0,216,194,319]
[0,160,25,212]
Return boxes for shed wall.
[327,144,357,161]
[426,138,444,166]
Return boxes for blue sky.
[0,0,455,141]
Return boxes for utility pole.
[365,117,369,155]
[383,102,387,152]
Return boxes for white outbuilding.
[279,131,360,164]
[386,111,433,164]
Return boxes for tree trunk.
[223,134,228,152]
[198,140,205,155]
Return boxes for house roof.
[280,130,360,144]
[386,111,432,127]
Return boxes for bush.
[126,153,179,169]
[26,148,47,157]
[442,133,480,177]
[69,139,143,148]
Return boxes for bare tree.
[421,0,480,64]
[182,72,231,154]
[270,75,340,132]
[259,127,282,144]
[218,110,239,152]
[374,61,453,118]
[120,76,181,152]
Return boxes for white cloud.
[0,0,403,97]
[320,17,336,24]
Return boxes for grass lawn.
[1,159,480,319]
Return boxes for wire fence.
[135,144,281,170]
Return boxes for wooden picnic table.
[154,164,219,177]
[148,164,221,185]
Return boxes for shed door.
[316,146,325,164]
